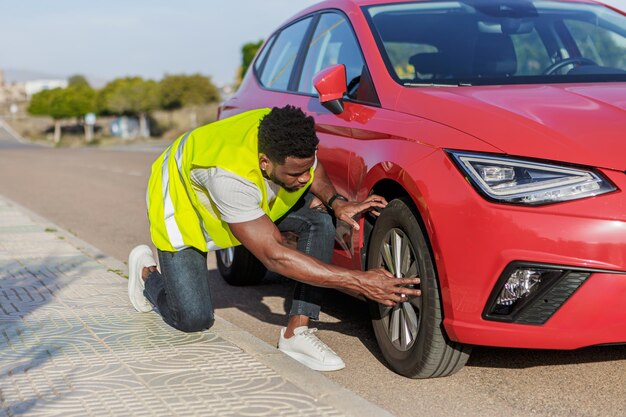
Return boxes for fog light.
[495,269,542,307]
[485,262,594,324]
[489,267,563,316]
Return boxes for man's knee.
[176,311,215,333]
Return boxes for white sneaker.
[278,326,345,371]
[128,245,157,313]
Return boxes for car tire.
[216,246,267,286]
[367,197,471,378]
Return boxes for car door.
[222,11,382,269]
[289,11,382,269]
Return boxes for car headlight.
[448,151,616,205]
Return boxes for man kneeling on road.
[128,105,420,371]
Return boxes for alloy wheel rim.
[219,247,235,268]
[377,228,421,351]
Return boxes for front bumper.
[415,151,626,349]
[450,271,626,348]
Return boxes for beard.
[264,170,302,193]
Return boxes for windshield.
[363,0,626,86]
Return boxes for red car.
[217,0,626,378]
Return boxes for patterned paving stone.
[0,197,379,417]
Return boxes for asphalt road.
[1,142,625,417]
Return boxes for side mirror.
[313,64,347,115]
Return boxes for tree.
[65,84,96,141]
[28,88,70,143]
[239,40,264,85]
[160,74,220,110]
[28,85,96,143]
[159,74,220,127]
[98,77,160,138]
[68,74,91,88]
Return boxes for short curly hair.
[258,105,318,164]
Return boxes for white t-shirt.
[190,167,281,224]
[189,156,317,224]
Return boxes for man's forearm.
[228,212,419,306]
[261,242,420,306]
[258,237,355,288]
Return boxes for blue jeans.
[144,193,336,332]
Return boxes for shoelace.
[299,328,337,354]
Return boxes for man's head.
[258,105,319,192]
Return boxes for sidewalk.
[0,195,394,417]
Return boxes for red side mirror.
[313,64,347,114]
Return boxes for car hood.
[395,83,626,171]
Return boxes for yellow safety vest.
[147,108,314,252]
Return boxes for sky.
[0,0,320,86]
[1,0,625,87]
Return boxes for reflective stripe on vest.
[147,108,313,252]
[161,143,185,250]
[160,131,213,251]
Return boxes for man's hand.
[332,194,387,230]
[356,268,421,306]
[309,162,386,230]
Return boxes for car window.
[297,13,366,99]
[258,17,312,91]
[384,42,438,82]
[565,19,626,70]
[253,36,275,75]
[511,30,552,75]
